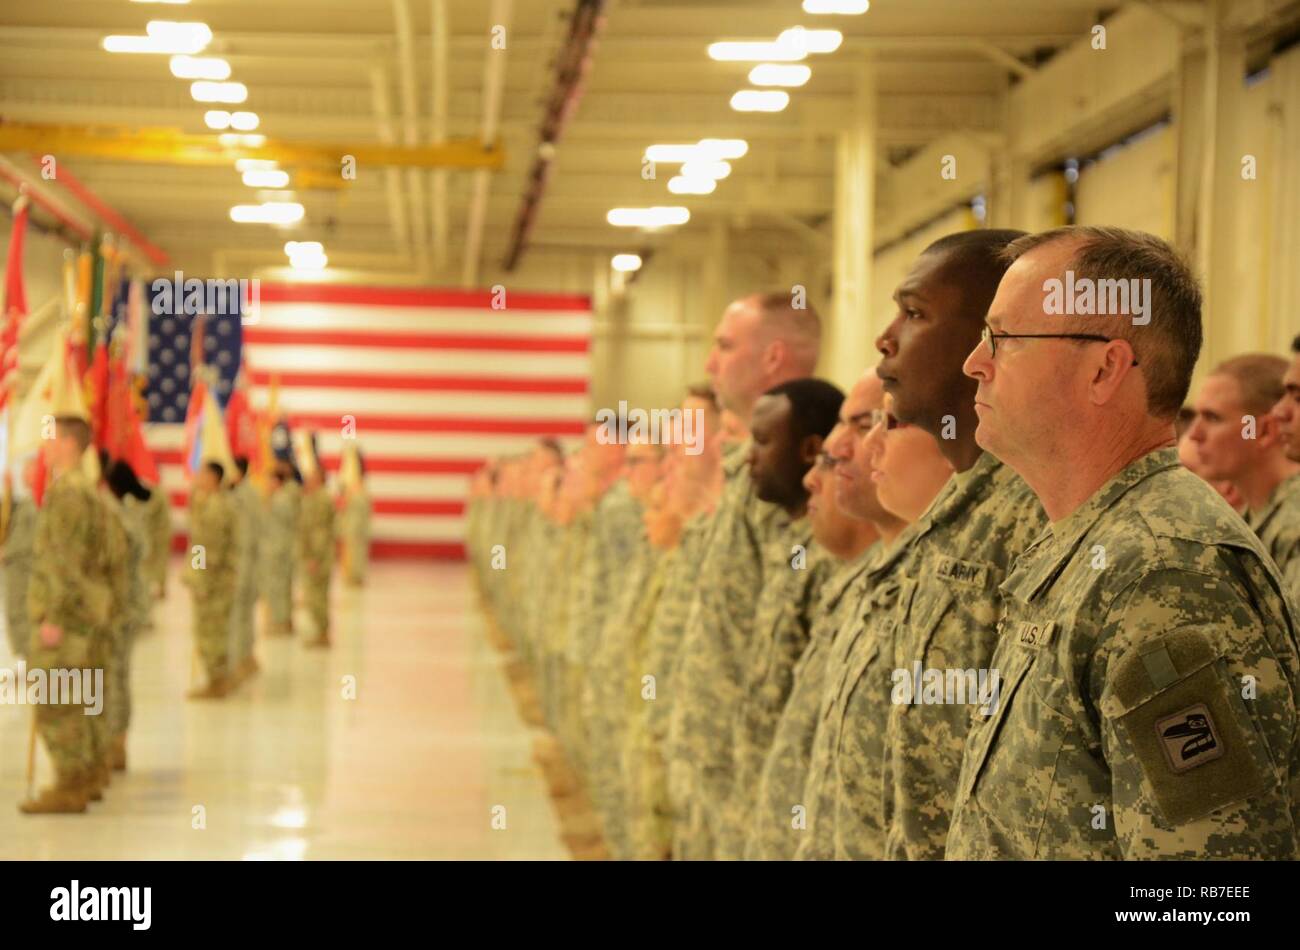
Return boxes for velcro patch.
[934,555,989,588]
[1155,704,1223,774]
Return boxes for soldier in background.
[298,467,336,648]
[262,460,302,636]
[140,472,173,601]
[228,457,261,680]
[21,417,111,814]
[948,225,1300,859]
[338,448,372,587]
[2,453,39,658]
[103,460,152,772]
[185,461,238,699]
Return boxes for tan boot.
[19,774,88,815]
[110,734,127,772]
[187,674,231,700]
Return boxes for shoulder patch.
[1154,704,1223,774]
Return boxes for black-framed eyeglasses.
[981,323,1138,366]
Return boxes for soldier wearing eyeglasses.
[948,225,1300,859]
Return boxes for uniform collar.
[722,439,750,478]
[1247,471,1300,533]
[1004,447,1180,604]
[909,449,1002,537]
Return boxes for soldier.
[948,225,1300,859]
[21,416,111,814]
[3,454,39,658]
[185,461,239,699]
[140,472,173,601]
[1178,423,1246,513]
[262,460,302,636]
[746,370,895,860]
[226,457,261,680]
[103,460,151,772]
[712,378,844,859]
[1189,356,1300,601]
[298,467,336,648]
[666,292,822,860]
[872,229,1048,860]
[1273,334,1300,465]
[339,452,372,587]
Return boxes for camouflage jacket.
[27,469,113,636]
[946,448,1300,860]
[266,480,302,558]
[188,490,238,597]
[298,489,336,567]
[1246,472,1300,610]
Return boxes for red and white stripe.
[145,283,591,559]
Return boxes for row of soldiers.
[7,423,375,812]
[470,223,1300,860]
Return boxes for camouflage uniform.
[186,490,238,683]
[667,443,794,859]
[744,544,877,860]
[947,449,1300,859]
[882,452,1046,860]
[26,469,113,791]
[339,489,371,586]
[262,479,301,629]
[3,497,36,657]
[716,525,833,859]
[140,482,173,597]
[228,479,261,665]
[298,489,336,637]
[624,512,711,859]
[1245,472,1300,609]
[104,494,149,741]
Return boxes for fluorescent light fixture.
[191,81,247,104]
[697,138,749,159]
[285,241,323,255]
[803,0,869,13]
[242,169,289,188]
[103,34,206,54]
[219,133,266,147]
[204,110,231,130]
[708,40,805,62]
[749,63,811,87]
[644,144,704,163]
[170,55,230,80]
[236,159,278,172]
[779,27,843,54]
[290,253,327,271]
[731,90,790,112]
[229,111,259,131]
[230,202,304,225]
[611,254,643,273]
[668,176,717,195]
[607,207,690,227]
[645,139,749,164]
[680,160,731,180]
[146,20,212,49]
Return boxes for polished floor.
[0,560,568,860]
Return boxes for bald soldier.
[1188,354,1300,603]
[711,378,844,859]
[873,230,1049,860]
[666,292,822,859]
[948,225,1300,859]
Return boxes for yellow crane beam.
[0,120,504,171]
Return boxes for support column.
[827,59,876,389]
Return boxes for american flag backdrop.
[144,282,592,558]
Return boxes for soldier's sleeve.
[29,486,110,631]
[1095,567,1299,859]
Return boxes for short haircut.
[763,377,845,442]
[1211,353,1289,416]
[537,437,564,462]
[204,460,225,482]
[748,291,822,372]
[1000,226,1202,419]
[923,229,1028,323]
[235,456,250,478]
[55,416,92,452]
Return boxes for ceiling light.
[191,80,247,104]
[229,111,259,131]
[242,169,289,188]
[103,34,207,55]
[236,159,278,172]
[219,133,266,147]
[680,160,731,180]
[668,176,716,195]
[697,138,749,160]
[708,40,806,62]
[644,144,704,163]
[749,63,812,87]
[607,207,690,228]
[803,0,869,13]
[731,90,790,112]
[230,202,304,225]
[645,139,749,164]
[146,20,212,49]
[204,110,231,130]
[285,241,323,255]
[170,55,230,80]
[779,27,843,54]
[611,254,642,273]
